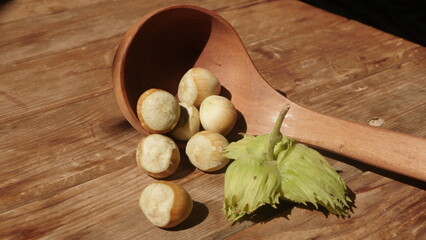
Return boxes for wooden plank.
[0,0,109,24]
[0,0,269,66]
[0,152,240,239]
[0,37,118,123]
[248,19,424,111]
[304,57,426,136]
[0,1,144,66]
[0,92,139,212]
[221,0,345,47]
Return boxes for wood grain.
[1,0,425,239]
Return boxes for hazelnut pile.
[136,68,237,228]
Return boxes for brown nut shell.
[139,181,193,228]
[169,103,200,141]
[186,130,230,172]
[177,68,221,108]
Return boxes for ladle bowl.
[112,5,425,181]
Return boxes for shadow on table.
[319,150,426,190]
[0,0,13,9]
[300,0,426,46]
[235,188,356,225]
[167,201,209,231]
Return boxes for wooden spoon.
[112,5,426,181]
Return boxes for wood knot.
[368,117,384,127]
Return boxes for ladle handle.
[284,105,426,182]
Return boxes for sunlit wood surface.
[1,0,425,239]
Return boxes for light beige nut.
[199,95,237,136]
[136,134,180,178]
[137,88,181,134]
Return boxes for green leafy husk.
[224,156,281,222]
[223,105,350,222]
[224,134,271,160]
[276,138,351,216]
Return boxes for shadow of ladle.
[112,5,426,182]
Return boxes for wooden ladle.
[112,5,425,181]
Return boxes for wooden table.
[1,0,425,239]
